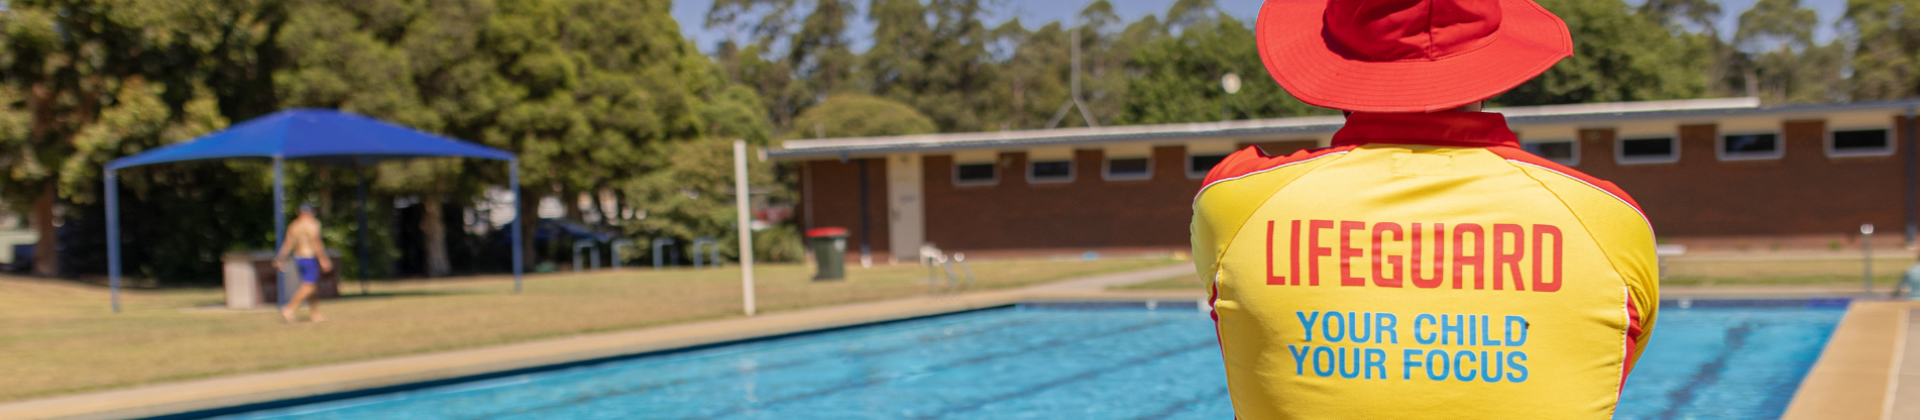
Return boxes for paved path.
[1783,300,1920,420]
[0,264,1195,420]
[7,263,1902,420]
[1023,264,1193,291]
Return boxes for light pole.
[1864,223,1876,296]
[1221,72,1241,121]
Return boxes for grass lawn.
[1116,272,1208,292]
[0,257,1170,402]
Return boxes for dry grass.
[0,258,1168,402]
[1116,272,1209,291]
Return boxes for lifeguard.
[1191,0,1659,419]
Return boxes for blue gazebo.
[103,109,523,312]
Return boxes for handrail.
[572,240,599,272]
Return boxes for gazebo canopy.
[103,108,523,312]
[107,109,513,169]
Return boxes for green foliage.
[619,137,782,259]
[1845,0,1920,100]
[789,94,935,139]
[4,0,1916,285]
[753,224,806,263]
[1116,13,1325,124]
[1733,0,1842,104]
[1498,0,1710,106]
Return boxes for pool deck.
[1,266,1907,420]
[0,265,1201,420]
[1782,300,1920,420]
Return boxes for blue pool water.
[209,301,1845,420]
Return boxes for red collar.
[1330,112,1519,148]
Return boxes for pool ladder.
[921,244,975,295]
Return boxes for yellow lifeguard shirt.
[1192,112,1658,419]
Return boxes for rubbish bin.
[222,250,342,309]
[807,227,849,281]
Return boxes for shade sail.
[106,108,513,170]
[103,107,525,313]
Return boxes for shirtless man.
[273,203,333,323]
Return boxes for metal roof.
[769,97,1920,160]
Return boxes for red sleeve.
[1620,298,1645,392]
[1202,144,1359,187]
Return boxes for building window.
[1105,156,1152,181]
[1188,153,1229,179]
[1029,158,1073,183]
[1829,128,1894,157]
[1718,132,1782,161]
[1521,140,1578,166]
[1617,136,1678,164]
[954,162,997,186]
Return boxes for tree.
[708,0,859,129]
[991,20,1073,129]
[1497,0,1710,106]
[0,0,235,277]
[482,0,774,267]
[273,0,500,277]
[1843,0,1920,100]
[1736,0,1843,104]
[1117,12,1324,124]
[864,0,1003,132]
[789,94,936,138]
[1641,0,1724,34]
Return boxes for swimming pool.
[204,300,1845,420]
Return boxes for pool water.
[1615,301,1847,419]
[209,301,1845,420]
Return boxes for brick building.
[770,98,1920,263]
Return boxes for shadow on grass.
[184,289,491,307]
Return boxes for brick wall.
[800,158,891,260]
[919,147,1202,253]
[795,117,1918,255]
[1566,117,1914,237]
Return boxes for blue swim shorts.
[296,258,320,284]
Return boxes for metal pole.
[735,140,756,316]
[510,159,523,294]
[1906,107,1917,247]
[357,163,369,295]
[273,155,288,307]
[857,159,871,268]
[1865,223,1876,296]
[106,170,120,313]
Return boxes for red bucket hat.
[1256,0,1573,113]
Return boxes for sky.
[670,0,1850,56]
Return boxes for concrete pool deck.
[0,265,1200,420]
[0,264,1903,420]
[1781,300,1920,420]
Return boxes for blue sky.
[670,0,1848,55]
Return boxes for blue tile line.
[675,318,1187,420]
[915,340,1219,419]
[448,317,1049,420]
[1651,321,1757,420]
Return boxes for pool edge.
[1782,300,1920,420]
[4,283,1880,420]
[0,287,1204,420]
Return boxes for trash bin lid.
[806,227,849,238]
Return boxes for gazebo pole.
[510,158,523,294]
[357,162,369,295]
[273,155,287,307]
[105,170,120,313]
